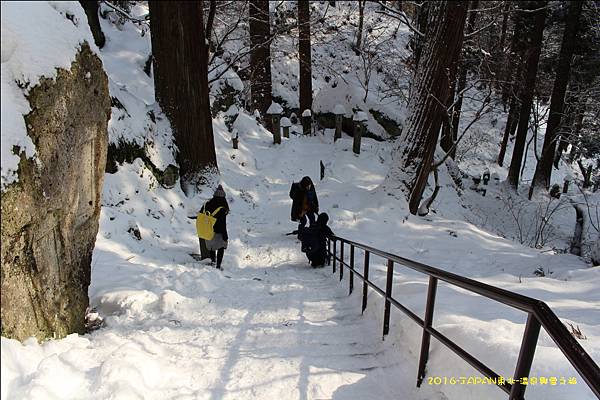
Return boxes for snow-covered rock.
[354,111,368,122]
[1,1,98,188]
[1,2,110,341]
[280,117,291,127]
[333,104,346,115]
[266,101,283,115]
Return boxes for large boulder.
[1,43,110,341]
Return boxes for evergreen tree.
[507,1,547,189]
[249,0,273,118]
[149,1,217,194]
[530,1,583,197]
[387,1,468,215]
[298,0,313,116]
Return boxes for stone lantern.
[333,104,345,142]
[266,102,283,144]
[353,110,368,154]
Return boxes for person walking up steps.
[289,176,319,231]
[201,185,229,270]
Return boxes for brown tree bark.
[298,0,313,115]
[441,0,478,158]
[506,1,547,189]
[149,1,217,193]
[387,1,468,215]
[529,1,583,197]
[205,0,217,53]
[80,1,105,48]
[498,3,528,166]
[249,0,273,118]
[356,0,366,50]
[498,95,519,166]
[413,1,430,68]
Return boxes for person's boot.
[210,250,216,266]
[216,249,224,270]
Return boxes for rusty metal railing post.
[417,276,438,387]
[349,245,355,295]
[509,313,541,400]
[332,239,336,273]
[383,259,394,337]
[339,241,344,281]
[362,251,370,314]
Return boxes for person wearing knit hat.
[214,184,226,198]
[200,184,230,270]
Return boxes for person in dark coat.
[299,213,333,268]
[290,176,319,230]
[202,185,229,270]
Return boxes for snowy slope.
[2,113,598,399]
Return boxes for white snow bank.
[354,111,368,121]
[333,104,346,115]
[1,1,98,189]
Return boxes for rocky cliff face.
[1,43,110,341]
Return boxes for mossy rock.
[1,43,110,341]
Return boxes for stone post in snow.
[281,117,291,138]
[302,109,312,135]
[334,104,345,142]
[267,102,283,144]
[353,111,368,154]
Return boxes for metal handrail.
[326,235,600,400]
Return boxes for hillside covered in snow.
[1,1,599,400]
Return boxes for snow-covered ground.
[2,2,598,400]
[3,116,599,399]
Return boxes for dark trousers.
[299,212,316,229]
[210,248,225,268]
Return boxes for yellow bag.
[196,206,223,240]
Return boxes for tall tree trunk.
[445,0,479,157]
[80,1,105,48]
[205,0,217,53]
[298,0,313,115]
[499,3,528,165]
[498,95,519,166]
[529,1,582,197]
[498,2,510,56]
[506,1,547,189]
[413,1,430,68]
[149,1,217,193]
[249,0,273,118]
[387,1,468,215]
[356,0,365,50]
[568,103,586,162]
[440,76,456,154]
[554,104,575,167]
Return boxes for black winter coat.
[290,183,319,221]
[203,197,229,240]
[299,221,333,266]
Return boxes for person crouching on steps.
[203,185,229,270]
[299,213,334,268]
